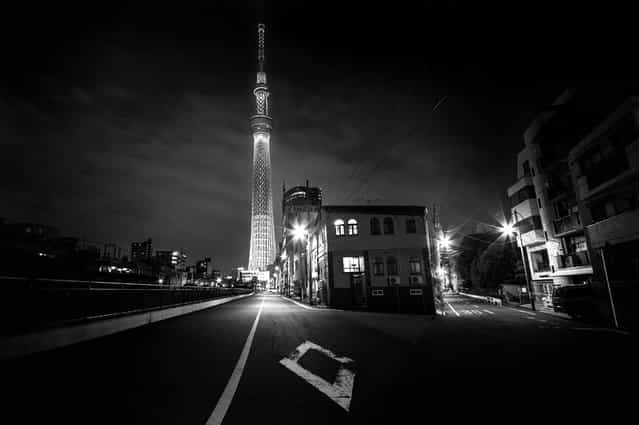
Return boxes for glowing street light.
[292,224,308,241]
[439,235,451,250]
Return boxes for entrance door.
[351,273,367,307]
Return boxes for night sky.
[1,2,636,273]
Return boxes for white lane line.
[446,301,460,317]
[206,297,265,425]
[524,317,536,320]
[482,309,495,315]
[515,309,536,316]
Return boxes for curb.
[458,292,503,306]
[0,292,254,360]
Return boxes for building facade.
[569,96,639,328]
[280,205,436,313]
[130,238,152,262]
[279,182,322,299]
[507,89,636,322]
[247,23,276,271]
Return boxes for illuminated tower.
[248,23,276,271]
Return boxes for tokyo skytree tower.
[248,23,276,271]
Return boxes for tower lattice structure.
[248,23,276,271]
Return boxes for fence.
[0,276,251,336]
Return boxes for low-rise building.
[292,205,436,313]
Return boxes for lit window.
[409,257,421,274]
[373,257,385,275]
[406,219,417,234]
[334,219,345,236]
[387,257,398,275]
[347,218,358,235]
[383,217,394,234]
[370,218,381,235]
[342,256,364,273]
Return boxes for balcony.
[553,213,581,235]
[588,208,639,248]
[507,176,534,197]
[557,251,590,269]
[520,229,545,246]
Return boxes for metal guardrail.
[0,276,252,336]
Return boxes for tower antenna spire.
[257,23,265,73]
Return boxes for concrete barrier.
[0,292,253,360]
[458,292,503,306]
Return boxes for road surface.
[1,293,635,424]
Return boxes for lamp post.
[501,212,536,311]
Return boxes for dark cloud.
[1,2,637,272]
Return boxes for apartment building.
[569,96,639,328]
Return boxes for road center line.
[206,297,265,425]
[445,301,460,317]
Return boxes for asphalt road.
[1,292,636,424]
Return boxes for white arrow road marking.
[279,341,356,412]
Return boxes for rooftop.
[322,205,426,216]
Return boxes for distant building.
[155,250,187,270]
[130,238,152,262]
[196,257,212,278]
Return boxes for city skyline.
[1,3,637,273]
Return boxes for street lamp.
[500,214,536,311]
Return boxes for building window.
[406,219,417,234]
[522,160,531,177]
[530,250,550,273]
[387,256,398,275]
[383,217,394,234]
[334,219,345,236]
[370,218,381,235]
[510,185,536,208]
[373,257,385,275]
[343,256,364,273]
[409,257,421,274]
[537,198,542,209]
[347,218,358,235]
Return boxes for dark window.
[522,160,531,177]
[537,198,542,209]
[387,257,398,275]
[514,215,543,234]
[530,250,550,272]
[370,218,381,235]
[373,258,385,275]
[510,185,536,208]
[406,219,417,234]
[383,217,394,234]
[590,193,638,222]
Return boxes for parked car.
[552,284,598,321]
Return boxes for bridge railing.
[0,276,252,336]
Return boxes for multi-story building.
[506,90,624,307]
[569,96,639,328]
[279,182,322,299]
[130,238,152,262]
[155,250,186,271]
[290,205,436,313]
